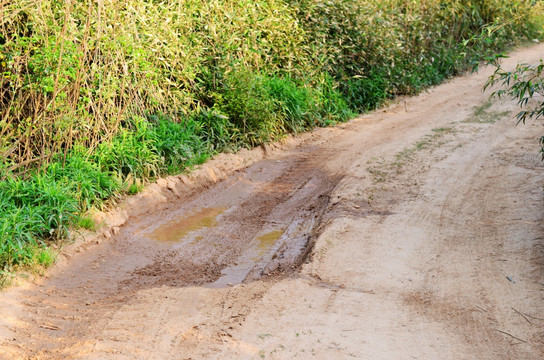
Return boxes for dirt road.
[1,44,544,359]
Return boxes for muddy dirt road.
[2,44,544,359]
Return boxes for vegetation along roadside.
[0,0,542,283]
[485,56,544,154]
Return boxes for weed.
[368,127,456,187]
[127,184,142,196]
[265,76,317,133]
[432,127,453,133]
[368,168,388,184]
[211,69,281,147]
[35,248,55,267]
[464,99,511,124]
[77,216,95,231]
[0,270,14,288]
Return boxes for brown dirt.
[1,44,544,359]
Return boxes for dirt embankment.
[1,44,544,359]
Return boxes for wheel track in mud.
[3,128,352,358]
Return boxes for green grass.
[464,98,512,124]
[35,248,55,267]
[76,216,96,231]
[370,127,456,180]
[0,115,213,276]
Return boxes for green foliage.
[47,151,121,211]
[77,216,95,231]
[0,115,210,274]
[0,0,309,166]
[265,76,317,133]
[148,115,209,174]
[485,56,544,156]
[289,0,541,110]
[210,69,282,146]
[0,172,78,269]
[313,74,354,125]
[35,247,55,267]
[1,0,538,163]
[193,109,239,152]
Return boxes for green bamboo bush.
[0,0,541,277]
[290,0,541,109]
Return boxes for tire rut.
[5,133,349,358]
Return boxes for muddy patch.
[117,154,343,291]
[149,207,227,242]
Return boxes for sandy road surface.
[1,44,544,359]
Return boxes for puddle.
[257,230,284,250]
[190,235,204,245]
[149,207,226,242]
[210,229,285,288]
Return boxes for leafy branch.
[484,55,544,156]
[485,56,544,124]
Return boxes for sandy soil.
[1,44,544,360]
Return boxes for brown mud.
[1,44,544,359]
